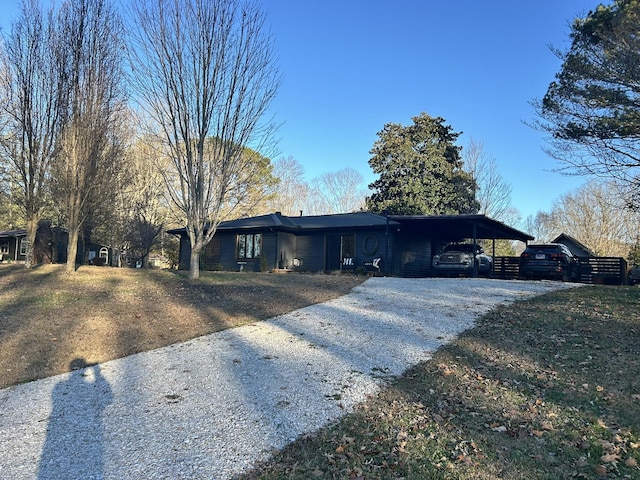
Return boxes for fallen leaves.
[600,453,620,463]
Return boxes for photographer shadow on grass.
[37,358,113,480]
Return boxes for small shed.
[552,233,596,258]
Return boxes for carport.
[387,214,534,277]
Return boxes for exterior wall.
[261,232,279,270]
[219,231,277,272]
[178,235,191,270]
[393,233,432,277]
[356,231,387,273]
[293,233,326,271]
[203,237,221,269]
[275,232,296,269]
[0,225,69,264]
[0,237,20,262]
[173,227,430,277]
[218,233,241,270]
[294,229,388,273]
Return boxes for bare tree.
[101,136,166,268]
[547,180,638,257]
[51,0,127,274]
[463,138,515,222]
[0,0,62,268]
[523,211,556,244]
[308,168,366,215]
[129,0,280,280]
[265,156,309,216]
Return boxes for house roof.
[168,212,533,241]
[291,212,392,230]
[0,229,26,238]
[389,214,534,242]
[167,212,396,234]
[552,233,596,257]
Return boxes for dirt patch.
[0,265,366,389]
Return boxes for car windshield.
[443,244,476,253]
[525,245,560,253]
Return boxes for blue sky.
[263,1,602,222]
[1,1,604,223]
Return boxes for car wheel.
[562,267,571,282]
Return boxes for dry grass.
[0,264,365,389]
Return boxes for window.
[20,237,28,256]
[237,233,261,259]
[0,242,8,254]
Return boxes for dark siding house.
[0,222,67,264]
[0,222,112,266]
[168,212,533,278]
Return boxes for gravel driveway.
[0,277,577,480]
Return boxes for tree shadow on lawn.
[238,286,640,480]
[0,266,365,388]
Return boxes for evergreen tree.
[534,0,640,208]
[366,113,478,215]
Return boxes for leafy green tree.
[534,0,640,208]
[366,113,478,215]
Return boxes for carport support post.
[385,213,389,276]
[472,220,478,278]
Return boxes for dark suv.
[519,243,579,282]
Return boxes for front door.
[326,234,355,271]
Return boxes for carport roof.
[389,214,534,242]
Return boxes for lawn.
[0,264,364,389]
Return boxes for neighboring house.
[0,221,112,266]
[552,233,596,258]
[0,222,67,264]
[168,212,533,278]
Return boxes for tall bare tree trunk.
[0,0,62,269]
[50,0,126,273]
[189,247,201,281]
[66,226,79,274]
[24,216,38,268]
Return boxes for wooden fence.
[575,257,628,285]
[491,256,629,285]
[491,256,520,280]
